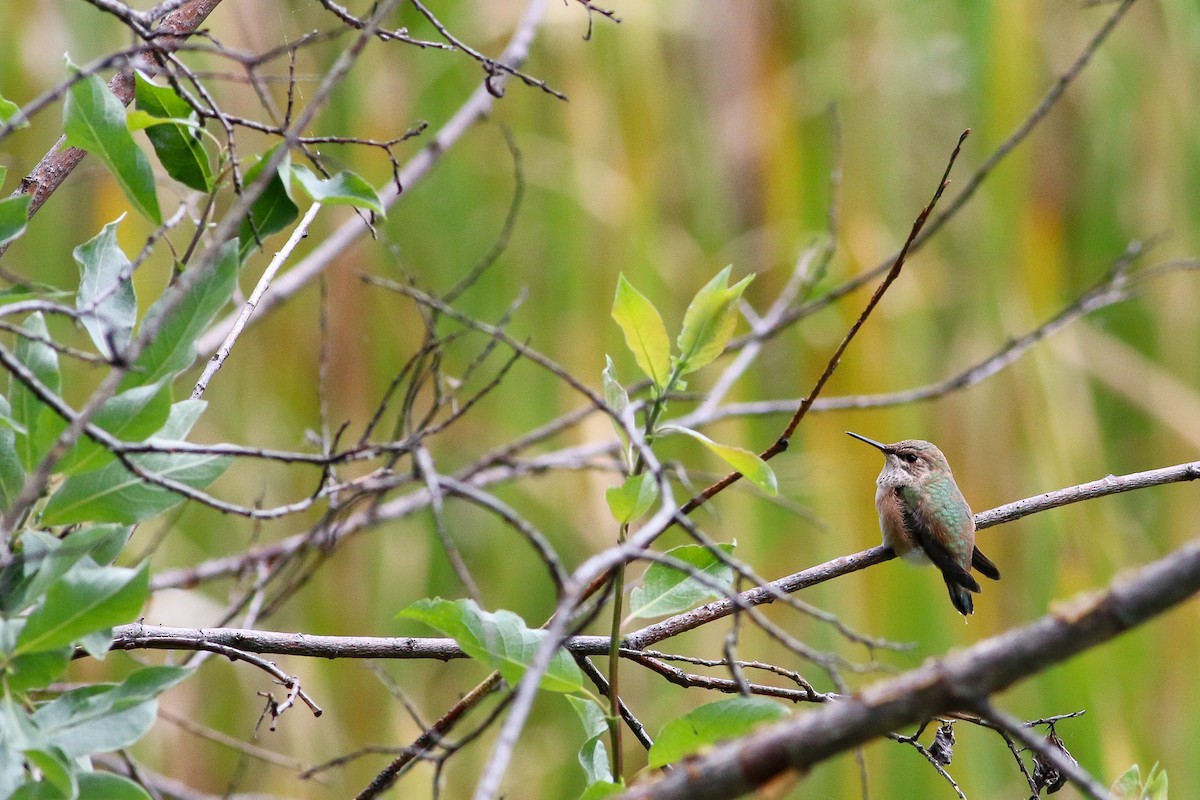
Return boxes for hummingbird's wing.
[897,484,981,595]
[972,546,1001,580]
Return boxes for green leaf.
[15,563,148,654]
[156,399,207,440]
[0,285,72,308]
[73,219,137,360]
[676,266,753,375]
[566,696,614,788]
[22,749,75,800]
[0,92,26,128]
[1147,766,1169,800]
[1113,765,1142,798]
[601,356,629,417]
[0,618,72,692]
[0,395,25,512]
[121,239,241,389]
[62,60,161,224]
[41,446,231,525]
[0,195,31,248]
[628,543,735,620]
[11,313,63,471]
[648,697,789,768]
[2,648,72,694]
[57,382,172,475]
[75,772,151,800]
[604,472,658,524]
[291,164,385,216]
[133,72,213,192]
[601,355,631,455]
[31,667,189,760]
[0,527,131,615]
[611,274,671,389]
[1112,763,1169,800]
[398,598,583,694]
[579,782,624,800]
[112,665,193,702]
[0,692,45,752]
[238,145,298,257]
[662,425,777,496]
[80,524,134,567]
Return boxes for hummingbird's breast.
[873,479,928,563]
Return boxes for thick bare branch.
[617,534,1200,800]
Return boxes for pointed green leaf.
[629,543,735,620]
[1147,766,1168,800]
[611,274,670,388]
[0,527,131,616]
[567,696,614,788]
[579,781,624,800]
[0,395,25,512]
[75,772,151,800]
[663,425,777,496]
[0,692,44,752]
[11,313,63,471]
[15,563,148,655]
[122,240,241,389]
[292,164,385,216]
[604,472,658,524]
[0,92,25,128]
[62,61,161,224]
[57,382,172,475]
[238,145,298,257]
[601,356,629,417]
[133,72,213,192]
[156,399,207,440]
[1112,763,1169,800]
[398,598,583,693]
[80,524,134,567]
[73,218,137,360]
[676,266,753,375]
[648,697,789,768]
[32,666,188,758]
[1112,765,1142,799]
[41,446,231,525]
[1,647,72,694]
[0,195,31,248]
[22,749,75,799]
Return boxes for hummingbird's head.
[845,432,952,483]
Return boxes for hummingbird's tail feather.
[945,576,975,616]
[972,546,1001,581]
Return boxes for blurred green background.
[2,0,1199,797]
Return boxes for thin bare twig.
[192,201,323,399]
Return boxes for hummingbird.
[846,432,1000,616]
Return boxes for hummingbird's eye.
[901,452,918,464]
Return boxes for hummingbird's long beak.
[845,431,889,452]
